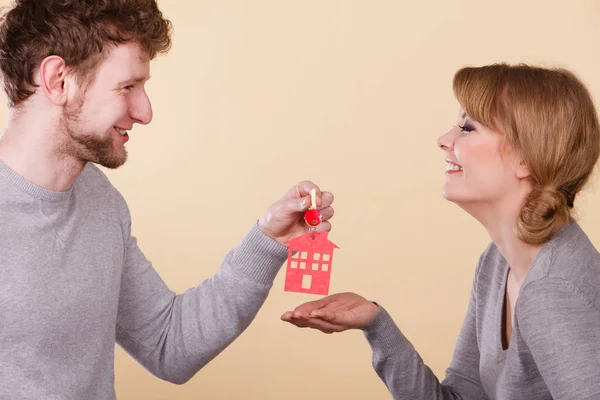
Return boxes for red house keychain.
[284,189,339,295]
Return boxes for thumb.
[285,195,309,215]
[299,196,310,211]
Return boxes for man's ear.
[38,55,70,106]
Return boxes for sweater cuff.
[362,304,405,350]
[232,220,290,285]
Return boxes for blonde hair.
[453,64,600,245]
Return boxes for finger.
[292,305,323,319]
[319,206,334,222]
[282,186,331,214]
[282,315,342,332]
[304,317,347,333]
[285,181,321,201]
[269,194,310,221]
[314,220,332,233]
[283,317,312,329]
[309,191,332,210]
[295,181,322,199]
[285,183,303,200]
[309,309,339,322]
[292,297,335,317]
[277,194,311,215]
[280,311,295,321]
[319,191,334,209]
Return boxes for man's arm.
[114,181,334,383]
[115,216,287,384]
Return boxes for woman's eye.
[458,124,475,133]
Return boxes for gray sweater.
[364,220,600,399]
[0,161,289,399]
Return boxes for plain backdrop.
[1,1,600,399]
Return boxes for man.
[0,1,334,399]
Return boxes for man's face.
[60,42,153,168]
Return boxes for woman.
[281,63,600,399]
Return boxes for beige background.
[2,0,600,399]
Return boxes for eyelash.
[122,85,134,91]
[458,124,475,133]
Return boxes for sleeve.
[114,198,289,384]
[517,278,600,399]
[361,261,486,400]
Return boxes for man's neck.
[0,110,85,192]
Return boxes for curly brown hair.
[453,64,600,245]
[0,0,172,107]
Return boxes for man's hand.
[258,180,334,245]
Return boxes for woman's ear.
[515,159,531,179]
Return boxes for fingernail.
[301,198,307,209]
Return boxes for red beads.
[304,209,323,226]
[303,188,322,227]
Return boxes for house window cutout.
[283,231,339,295]
[290,261,298,269]
[301,274,312,290]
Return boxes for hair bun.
[518,187,570,245]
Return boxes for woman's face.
[437,109,524,208]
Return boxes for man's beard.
[59,98,128,169]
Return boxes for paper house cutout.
[284,231,339,295]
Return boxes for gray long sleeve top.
[363,219,600,399]
[0,161,289,399]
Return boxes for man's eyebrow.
[119,76,151,85]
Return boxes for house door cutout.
[301,274,312,290]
